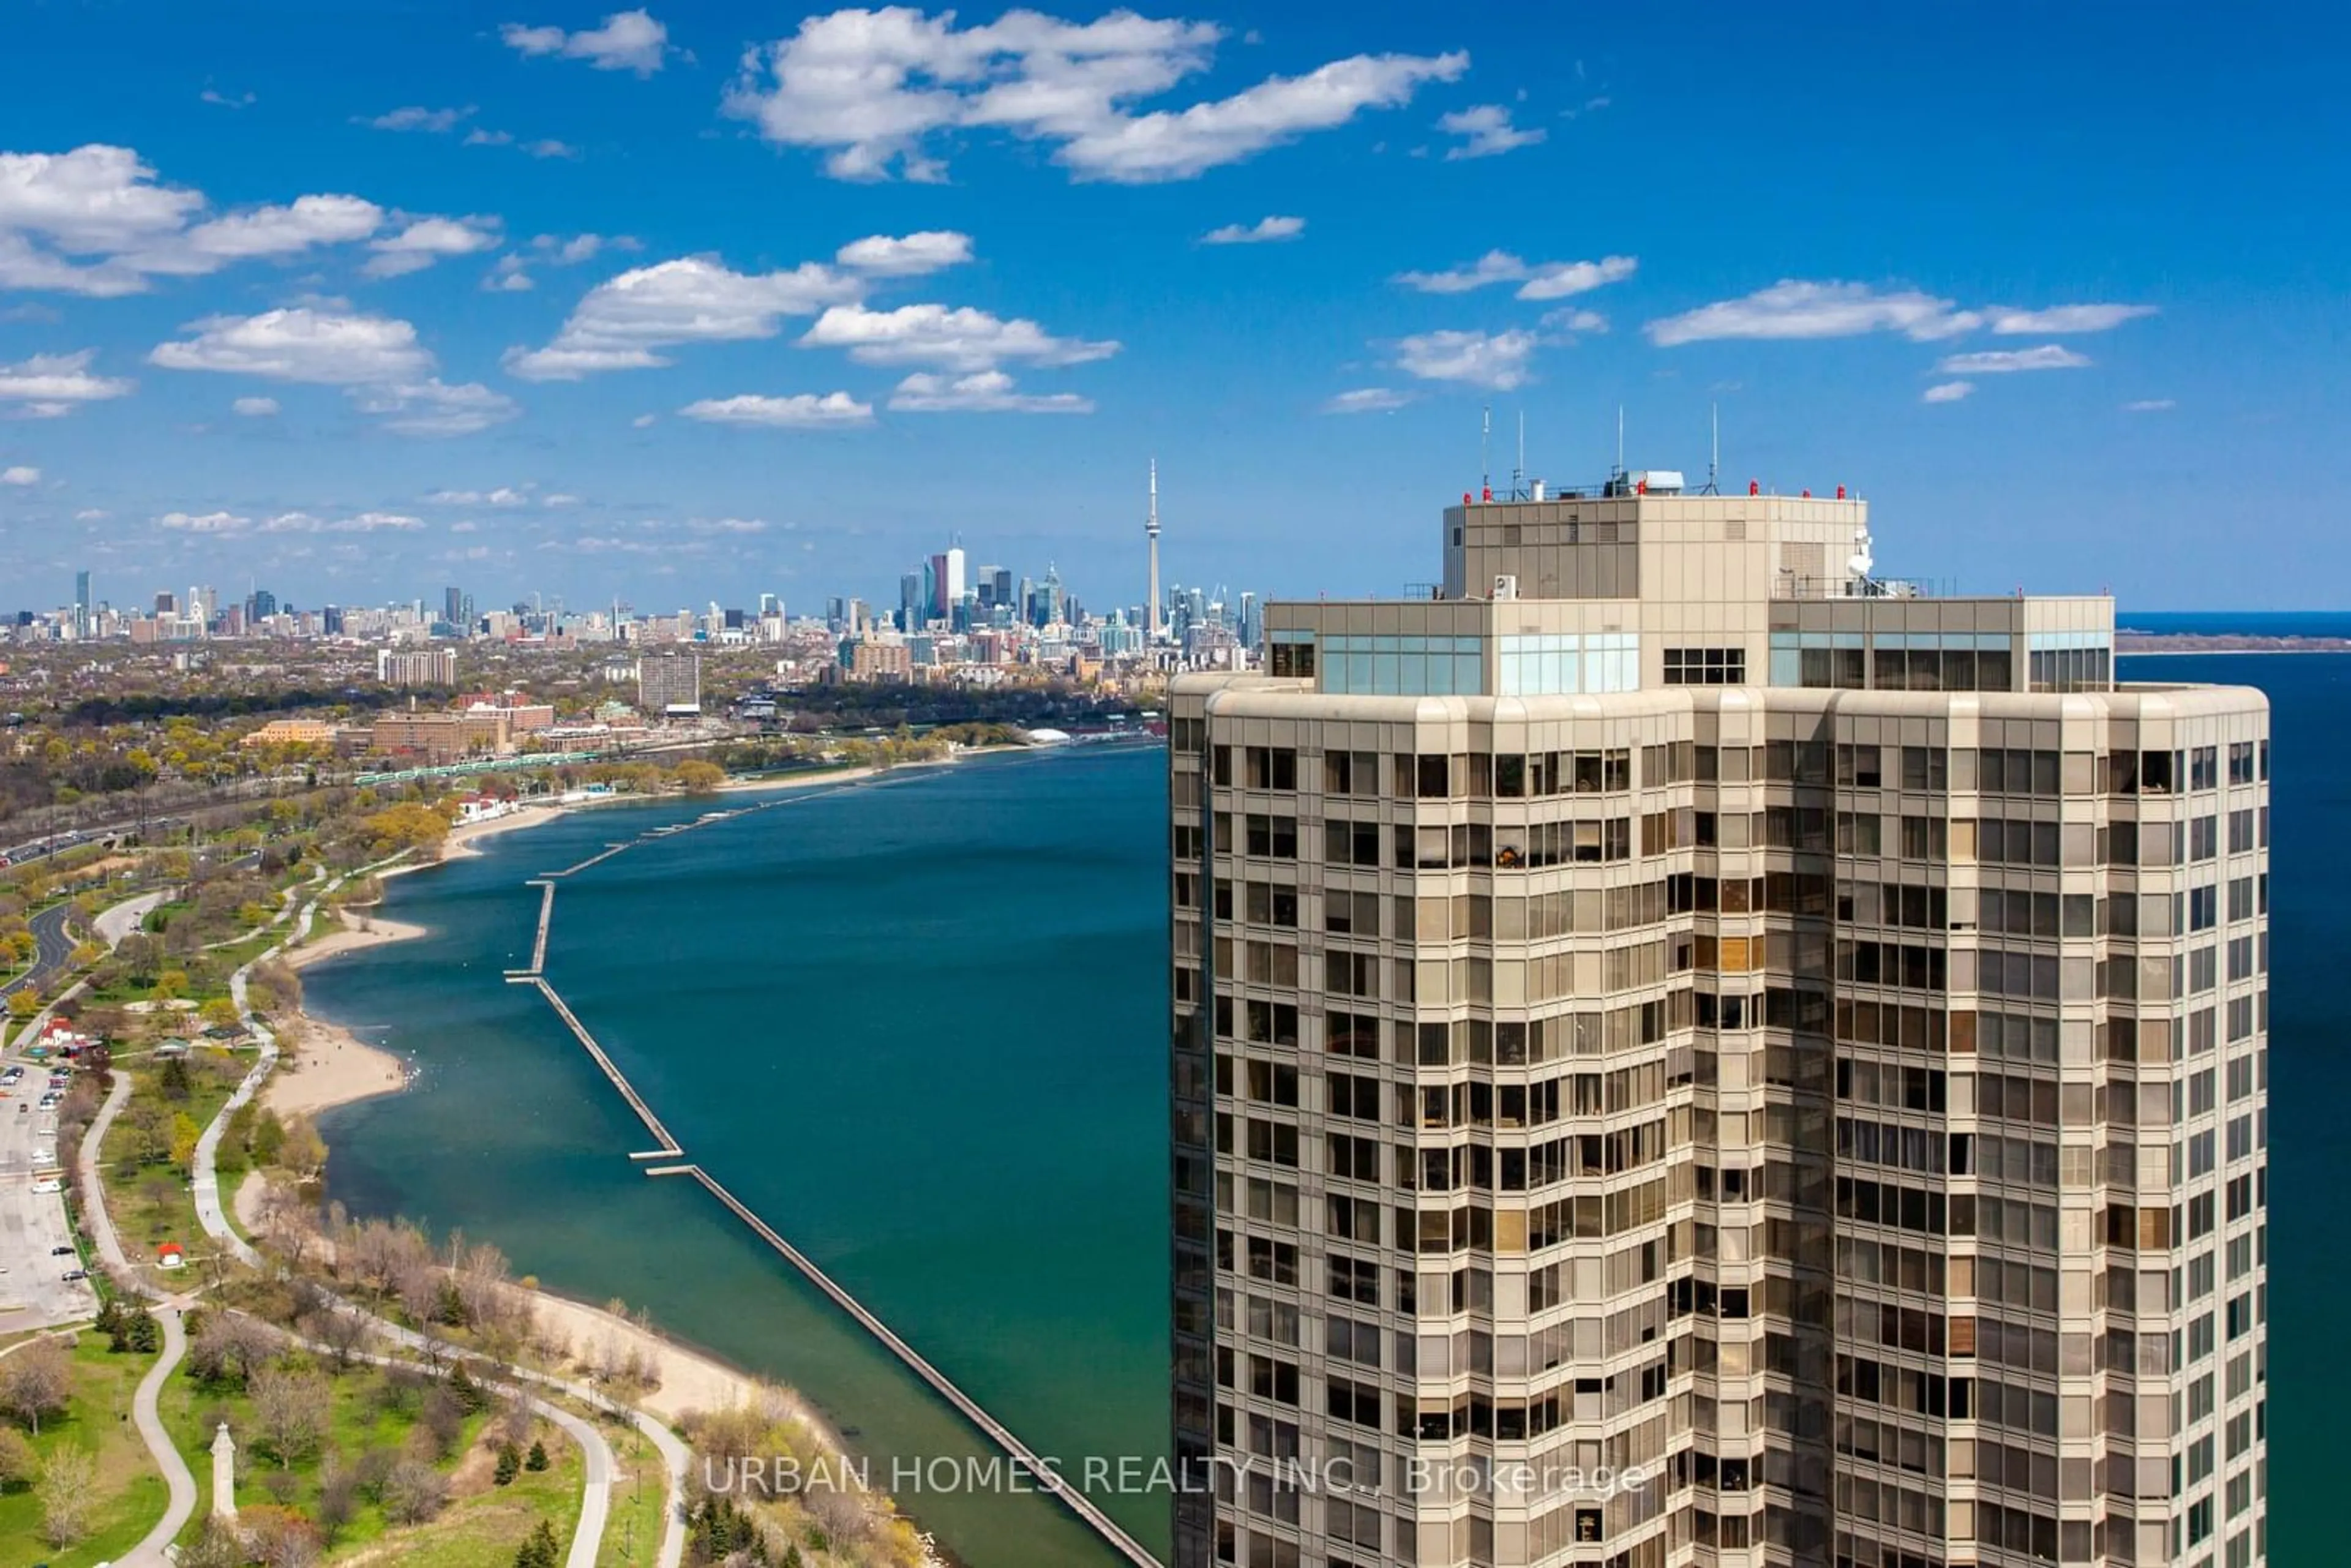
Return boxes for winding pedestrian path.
[79,1071,200,1568]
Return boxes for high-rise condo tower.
[1168,473,2268,1568]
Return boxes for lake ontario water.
[310,655,2339,1564]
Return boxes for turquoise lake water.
[309,656,2338,1563]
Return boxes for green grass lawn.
[0,1334,170,1568]
[596,1415,668,1568]
[154,1352,586,1566]
[97,1058,249,1291]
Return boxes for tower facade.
[1150,460,1166,642]
[1169,482,2268,1567]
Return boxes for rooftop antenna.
[1614,404,1625,479]
[1700,402,1721,494]
[1480,405,1491,496]
[1514,409,1526,498]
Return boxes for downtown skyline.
[2,3,2345,612]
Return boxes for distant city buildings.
[12,484,1269,693]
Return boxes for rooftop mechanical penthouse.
[1168,476,2268,1568]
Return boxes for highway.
[0,902,76,1001]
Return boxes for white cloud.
[1518,257,1637,301]
[364,216,501,278]
[467,129,580,158]
[502,9,668,75]
[505,257,861,379]
[2123,398,2177,412]
[151,307,433,383]
[888,370,1093,413]
[631,413,658,428]
[1935,344,2090,374]
[1,465,39,485]
[1988,303,2155,334]
[1202,216,1303,244]
[1322,386,1411,414]
[678,392,874,428]
[0,349,135,413]
[723,9,1464,184]
[835,230,974,276]
[1395,250,1635,300]
[1437,103,1545,160]
[231,396,280,416]
[367,105,474,133]
[426,486,533,506]
[800,302,1119,370]
[0,146,384,295]
[73,508,108,521]
[534,233,633,265]
[1646,280,1981,346]
[685,517,770,534]
[1922,381,1975,403]
[160,508,427,536]
[1395,328,1537,390]
[1539,307,1607,334]
[352,379,522,435]
[201,88,257,110]
[542,492,581,506]
[151,307,511,435]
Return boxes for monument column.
[211,1422,237,1521]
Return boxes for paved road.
[96,888,169,947]
[121,1303,197,1568]
[0,901,75,1000]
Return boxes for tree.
[672,759,726,792]
[516,1518,562,1568]
[249,1107,287,1166]
[0,1338,72,1435]
[279,1116,328,1182]
[494,1441,520,1485]
[170,1110,204,1173]
[0,1427,36,1490]
[200,995,242,1033]
[158,1054,193,1100]
[187,1311,276,1389]
[250,1365,333,1468]
[525,1438,549,1472]
[37,1444,96,1547]
[381,1456,449,1524]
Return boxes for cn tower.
[1146,459,1163,641]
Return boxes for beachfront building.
[1166,477,2269,1567]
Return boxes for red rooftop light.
[1748,479,1760,496]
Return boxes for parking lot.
[0,1057,98,1331]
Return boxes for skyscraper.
[74,569,89,636]
[1168,478,2268,1567]
[1149,460,1164,642]
[931,546,967,621]
[444,586,463,628]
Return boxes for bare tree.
[187,1313,276,1389]
[0,1340,72,1435]
[37,1445,96,1547]
[250,1365,333,1468]
[381,1456,449,1524]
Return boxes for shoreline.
[258,757,972,1498]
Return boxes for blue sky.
[1,2,2344,615]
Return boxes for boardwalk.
[511,771,1166,1568]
